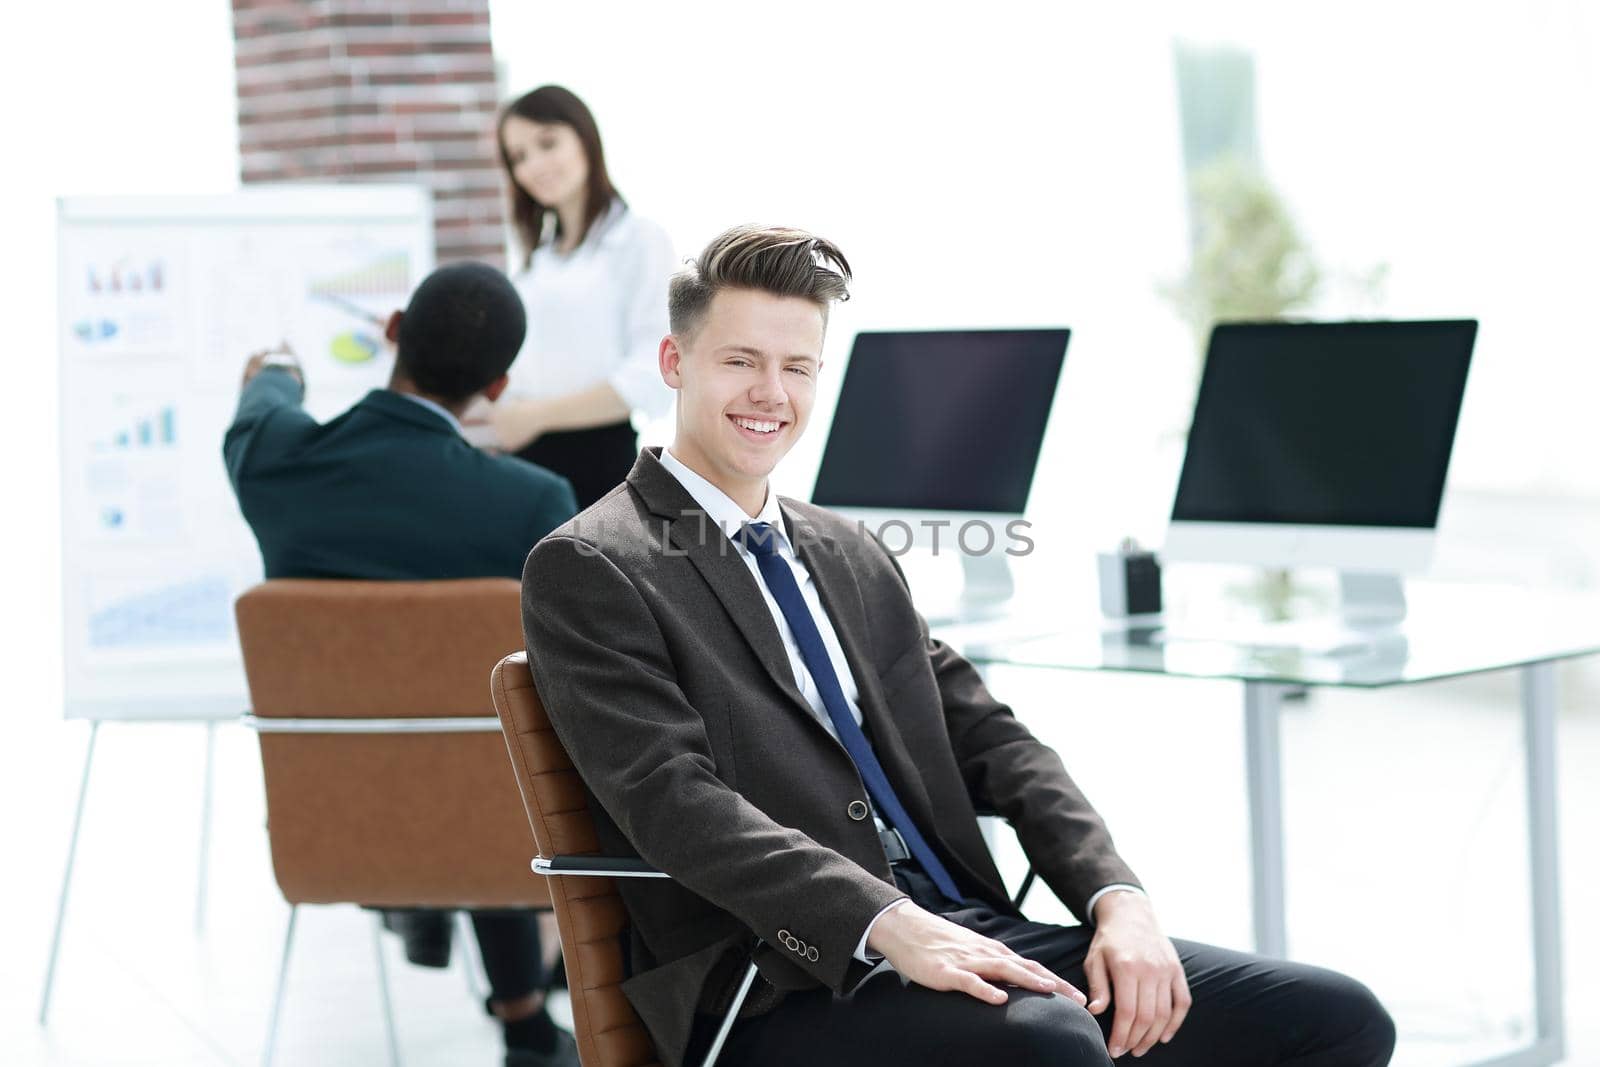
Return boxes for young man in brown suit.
[521,226,1395,1066]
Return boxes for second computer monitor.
[1166,319,1477,573]
[811,328,1069,516]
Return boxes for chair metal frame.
[526,831,1031,1067]
[530,854,762,1067]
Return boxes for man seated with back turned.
[520,226,1397,1067]
[224,262,579,1067]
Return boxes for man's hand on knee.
[1084,892,1191,1058]
[866,901,1087,1007]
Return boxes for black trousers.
[696,866,1396,1066]
[471,909,546,1002]
[385,907,546,1002]
[517,420,638,511]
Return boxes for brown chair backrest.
[492,652,660,1067]
[235,579,548,910]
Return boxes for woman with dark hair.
[485,85,675,509]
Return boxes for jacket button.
[847,800,868,821]
[806,946,819,962]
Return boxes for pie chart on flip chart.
[309,252,409,365]
[330,330,380,364]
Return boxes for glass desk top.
[934,579,1600,688]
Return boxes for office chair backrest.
[236,579,548,909]
[492,652,661,1067]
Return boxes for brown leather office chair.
[488,653,1040,1067]
[491,652,765,1067]
[236,579,551,1067]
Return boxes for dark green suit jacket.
[223,369,577,580]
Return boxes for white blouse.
[506,200,677,421]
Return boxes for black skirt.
[516,419,638,511]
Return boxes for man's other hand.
[241,343,302,389]
[866,900,1087,1007]
[1085,891,1191,1058]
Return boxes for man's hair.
[395,262,527,402]
[668,225,851,337]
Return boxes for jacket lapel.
[627,452,817,729]
[782,501,945,837]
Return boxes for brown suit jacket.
[521,448,1138,1066]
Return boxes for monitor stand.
[1259,572,1406,656]
[1338,571,1407,627]
[1158,571,1407,657]
[961,551,1016,607]
[920,553,1017,627]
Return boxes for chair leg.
[701,955,761,1067]
[455,910,486,1001]
[371,913,403,1067]
[262,905,298,1067]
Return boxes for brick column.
[231,0,507,264]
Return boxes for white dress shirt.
[506,200,677,420]
[656,451,1140,963]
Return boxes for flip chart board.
[57,186,435,719]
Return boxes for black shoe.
[379,908,454,969]
[504,1028,578,1067]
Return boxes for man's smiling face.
[661,287,825,512]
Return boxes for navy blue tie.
[742,522,963,904]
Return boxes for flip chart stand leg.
[39,719,99,1025]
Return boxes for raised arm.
[222,347,310,484]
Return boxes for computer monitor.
[811,328,1070,609]
[1164,319,1476,623]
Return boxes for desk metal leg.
[1243,683,1288,959]
[1463,663,1566,1067]
[39,719,99,1025]
[196,721,216,933]
[1465,663,1566,1067]
[1521,663,1566,1065]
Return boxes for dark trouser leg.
[377,907,453,968]
[703,866,1108,1067]
[1147,939,1396,1067]
[985,916,1396,1066]
[708,865,1394,1067]
[470,909,546,1002]
[711,970,1112,1067]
